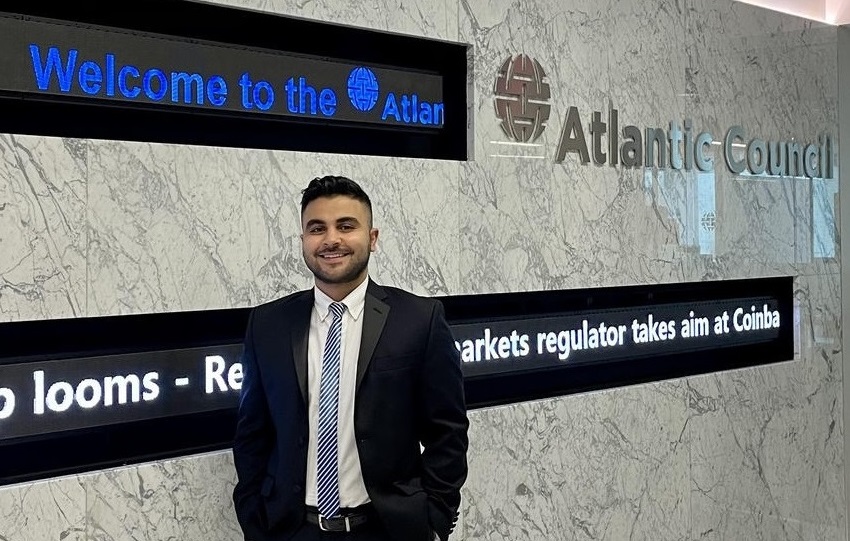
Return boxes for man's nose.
[322,230,341,246]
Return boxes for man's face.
[301,195,378,290]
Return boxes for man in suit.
[233,175,469,541]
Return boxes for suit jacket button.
[293,484,301,493]
[299,437,306,447]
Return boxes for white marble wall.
[0,136,86,322]
[0,0,843,539]
[455,0,842,539]
[85,142,460,314]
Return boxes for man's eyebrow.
[304,218,326,227]
[336,216,361,224]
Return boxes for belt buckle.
[318,515,352,532]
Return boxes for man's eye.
[309,226,324,233]
[339,223,354,231]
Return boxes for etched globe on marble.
[493,54,551,143]
[701,211,717,231]
[347,67,380,112]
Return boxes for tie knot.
[329,302,346,319]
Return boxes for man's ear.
[370,228,379,252]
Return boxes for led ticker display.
[0,345,243,441]
[0,13,445,128]
[0,277,792,483]
[453,297,784,378]
[0,278,792,442]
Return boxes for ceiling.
[734,0,850,24]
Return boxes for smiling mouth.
[319,252,350,260]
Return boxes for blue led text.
[29,45,228,107]
[284,77,337,116]
[381,93,443,126]
[238,73,277,111]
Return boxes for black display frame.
[0,0,469,160]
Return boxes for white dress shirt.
[305,278,370,508]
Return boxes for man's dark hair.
[300,175,372,219]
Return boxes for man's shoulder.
[250,289,312,317]
[370,282,441,312]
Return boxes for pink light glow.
[734,0,850,24]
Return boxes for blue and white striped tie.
[317,301,346,518]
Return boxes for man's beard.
[304,250,370,285]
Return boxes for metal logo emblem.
[493,54,551,142]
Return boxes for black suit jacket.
[232,280,469,541]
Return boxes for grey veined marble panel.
[456,0,842,539]
[0,135,86,322]
[687,363,845,540]
[201,0,458,41]
[686,272,844,541]
[85,141,259,316]
[459,0,837,292]
[462,0,836,162]
[84,451,241,541]
[86,140,460,316]
[461,382,690,541]
[0,476,86,541]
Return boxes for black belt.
[305,505,373,532]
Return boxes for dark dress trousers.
[232,280,469,541]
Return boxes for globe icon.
[494,55,551,142]
[347,67,379,112]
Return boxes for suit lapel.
[289,290,314,405]
[357,281,390,390]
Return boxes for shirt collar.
[314,277,369,322]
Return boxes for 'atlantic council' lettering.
[554,106,834,180]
